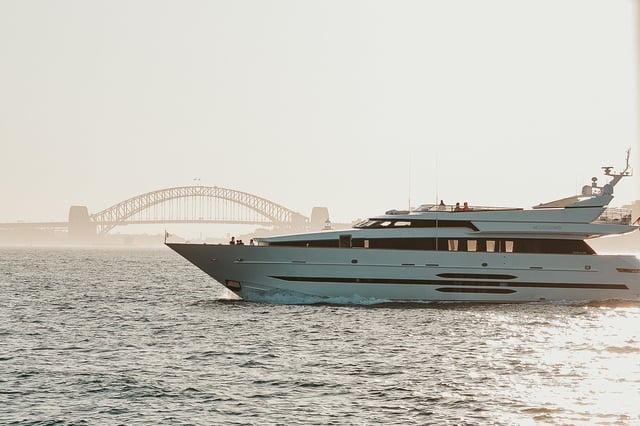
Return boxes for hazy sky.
[1,0,638,226]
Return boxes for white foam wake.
[241,287,391,305]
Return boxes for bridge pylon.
[68,206,97,241]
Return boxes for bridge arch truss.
[90,186,308,234]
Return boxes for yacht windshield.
[354,220,380,228]
[353,219,479,230]
[354,220,397,228]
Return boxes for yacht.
[167,154,640,304]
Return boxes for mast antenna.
[408,157,412,212]
[603,148,633,187]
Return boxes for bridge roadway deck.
[0,222,69,229]
[0,219,276,230]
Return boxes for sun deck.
[384,204,632,225]
[412,203,523,213]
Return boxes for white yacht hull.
[167,243,640,304]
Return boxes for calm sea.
[1,246,639,425]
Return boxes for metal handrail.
[595,207,632,225]
[415,204,522,213]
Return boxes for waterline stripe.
[437,273,517,280]
[269,276,628,290]
[436,287,516,294]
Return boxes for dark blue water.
[1,247,639,425]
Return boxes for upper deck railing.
[595,207,633,225]
[410,204,523,213]
[391,204,634,226]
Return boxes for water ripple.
[1,247,639,424]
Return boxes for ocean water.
[1,247,639,425]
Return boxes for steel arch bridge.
[90,186,309,235]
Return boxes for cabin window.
[353,219,479,231]
[339,234,352,248]
[505,240,514,253]
[394,221,411,227]
[267,237,595,255]
[355,219,377,228]
[513,239,595,254]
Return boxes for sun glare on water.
[506,305,640,424]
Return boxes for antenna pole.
[435,155,439,251]
[435,156,439,205]
[408,157,412,212]
[636,0,640,201]
[605,149,633,187]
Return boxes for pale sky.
[1,0,638,227]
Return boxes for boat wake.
[579,299,640,308]
[241,288,392,306]
[204,294,640,309]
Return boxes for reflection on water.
[1,247,639,425]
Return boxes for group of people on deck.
[440,200,471,212]
[229,236,254,246]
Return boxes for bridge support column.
[68,206,96,241]
[310,207,330,230]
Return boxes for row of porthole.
[347,259,593,271]
[231,256,594,271]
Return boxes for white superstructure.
[167,154,640,304]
